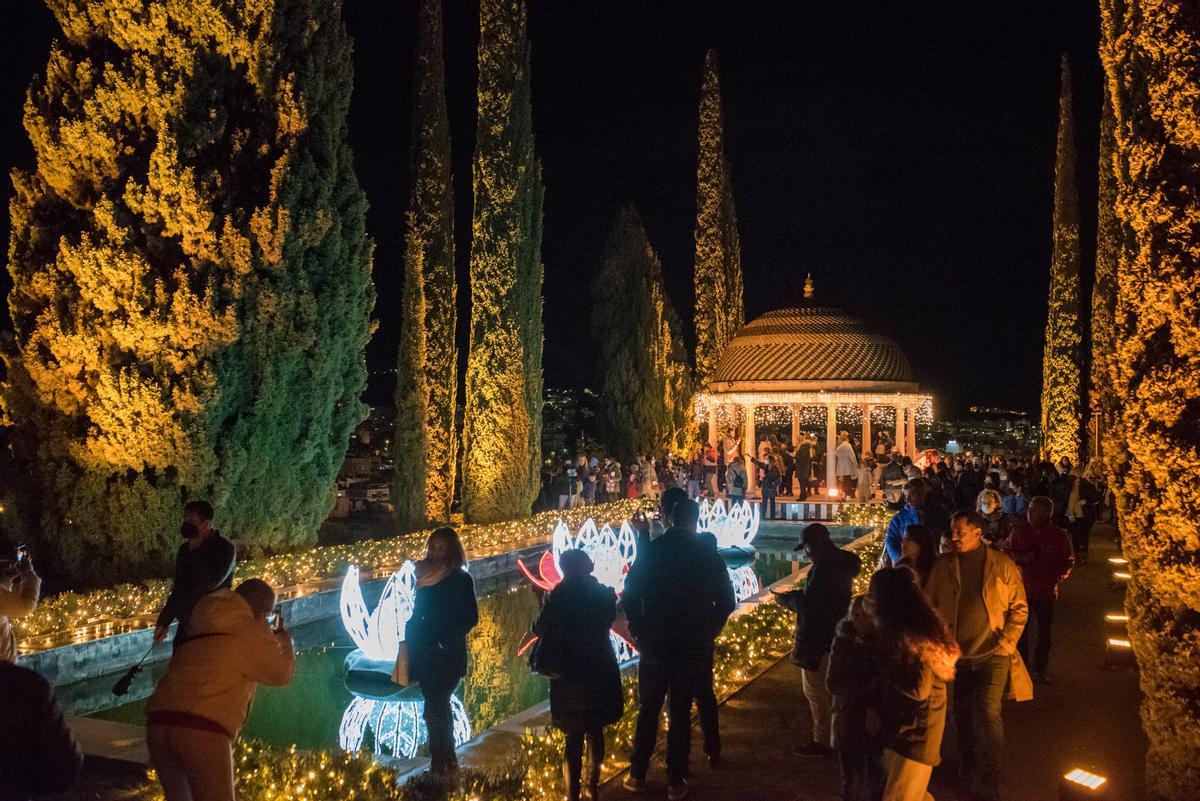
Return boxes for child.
[826,595,885,801]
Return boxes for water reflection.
[338,690,471,759]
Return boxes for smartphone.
[14,545,27,564]
[267,605,282,627]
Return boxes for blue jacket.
[1002,493,1028,517]
[885,505,922,565]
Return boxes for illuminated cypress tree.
[694,49,744,386]
[461,0,544,523]
[1,0,373,582]
[1089,89,1120,462]
[1039,55,1083,465]
[592,207,693,462]
[1099,3,1200,796]
[394,0,456,528]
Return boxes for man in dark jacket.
[622,499,736,799]
[775,523,862,757]
[154,500,236,645]
[0,660,83,800]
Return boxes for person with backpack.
[752,453,782,519]
[532,549,623,801]
[726,458,748,504]
[827,595,885,801]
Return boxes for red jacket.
[1006,521,1074,600]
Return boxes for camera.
[566,468,577,478]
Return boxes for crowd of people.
[0,441,1102,801]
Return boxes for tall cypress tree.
[1089,90,1119,461]
[694,49,744,386]
[462,0,544,523]
[1100,3,1200,796]
[592,207,693,462]
[1,0,373,582]
[395,0,456,528]
[1039,55,1083,465]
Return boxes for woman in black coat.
[405,527,479,775]
[533,549,623,801]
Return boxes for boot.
[585,761,601,800]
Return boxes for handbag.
[391,642,410,686]
[528,609,565,679]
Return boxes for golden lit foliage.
[592,206,693,461]
[395,0,457,529]
[1090,91,1119,449]
[1099,2,1200,797]
[1040,55,1083,465]
[1,0,373,581]
[693,50,744,387]
[462,0,545,523]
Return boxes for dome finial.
[803,273,814,300]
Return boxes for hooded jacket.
[826,617,885,752]
[879,631,959,766]
[146,589,294,737]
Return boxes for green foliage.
[1040,55,1083,465]
[592,206,693,462]
[1,0,373,583]
[1089,90,1120,463]
[395,0,457,529]
[1099,3,1200,797]
[462,0,545,523]
[693,49,744,387]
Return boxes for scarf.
[415,558,453,588]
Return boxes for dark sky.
[1,0,1102,418]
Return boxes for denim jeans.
[420,680,458,769]
[761,494,777,520]
[628,652,702,783]
[1018,597,1056,676]
[952,654,1010,797]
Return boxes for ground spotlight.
[1060,767,1109,799]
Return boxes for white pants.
[148,724,235,801]
[801,653,832,746]
[882,748,934,801]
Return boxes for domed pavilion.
[696,277,931,499]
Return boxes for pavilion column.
[790,404,801,448]
[895,403,907,457]
[707,401,718,447]
[906,405,918,457]
[825,403,837,496]
[744,403,757,497]
[861,404,872,462]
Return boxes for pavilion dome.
[709,306,917,392]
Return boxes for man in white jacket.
[146,579,295,801]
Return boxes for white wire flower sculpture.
[698,499,760,551]
[339,693,471,759]
[340,561,416,663]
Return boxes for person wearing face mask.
[154,501,237,646]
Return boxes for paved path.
[606,524,1144,801]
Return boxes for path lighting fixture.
[1107,556,1128,566]
[1103,613,1128,623]
[1060,768,1109,799]
[1111,570,1132,581]
[1107,637,1132,649]
[827,488,840,498]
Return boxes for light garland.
[16,499,654,649]
[699,397,934,433]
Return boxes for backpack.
[733,470,745,490]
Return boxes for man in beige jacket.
[146,579,295,801]
[925,510,1030,801]
[0,550,41,663]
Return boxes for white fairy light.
[340,562,416,662]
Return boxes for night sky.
[0,1,1102,418]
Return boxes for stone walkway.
[605,524,1144,801]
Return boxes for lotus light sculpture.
[340,562,416,663]
[339,693,471,759]
[519,518,638,594]
[727,564,761,603]
[699,499,760,551]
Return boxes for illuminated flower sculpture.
[699,499,760,551]
[727,565,761,602]
[518,519,639,662]
[339,693,471,760]
[340,562,416,664]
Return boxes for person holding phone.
[146,578,294,801]
[0,545,41,664]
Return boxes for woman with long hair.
[533,549,623,801]
[867,567,960,801]
[405,528,478,776]
[898,524,936,587]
